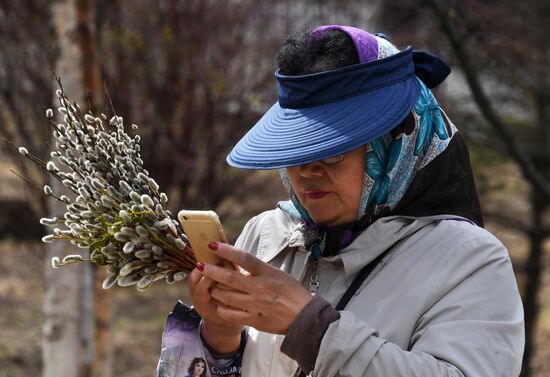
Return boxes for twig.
[9,169,67,204]
[423,0,550,199]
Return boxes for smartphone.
[177,210,229,265]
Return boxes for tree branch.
[483,210,530,234]
[423,0,550,199]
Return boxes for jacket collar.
[256,209,472,283]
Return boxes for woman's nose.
[299,161,325,177]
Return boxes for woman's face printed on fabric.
[287,146,365,226]
[194,361,205,376]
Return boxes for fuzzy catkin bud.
[80,210,93,219]
[135,249,151,259]
[148,178,160,191]
[40,217,58,226]
[58,156,70,166]
[84,114,96,123]
[91,178,104,190]
[145,266,158,274]
[117,273,141,287]
[101,246,118,257]
[119,260,144,277]
[78,187,90,198]
[46,161,58,172]
[129,191,141,202]
[175,238,186,250]
[135,225,148,238]
[155,220,169,230]
[137,275,153,291]
[46,108,54,118]
[42,234,55,243]
[120,226,137,237]
[51,257,61,268]
[119,181,132,193]
[114,232,129,242]
[18,147,29,155]
[119,210,130,224]
[173,271,188,281]
[123,242,135,254]
[43,185,53,195]
[102,274,117,289]
[140,194,154,208]
[63,255,83,263]
[156,261,171,269]
[166,272,176,284]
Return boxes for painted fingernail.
[208,242,219,250]
[196,262,205,272]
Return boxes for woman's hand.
[188,267,244,354]
[201,242,313,335]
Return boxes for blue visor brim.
[227,48,421,169]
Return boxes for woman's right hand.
[188,266,244,354]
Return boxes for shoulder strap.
[336,226,426,310]
[335,246,393,311]
[296,245,396,377]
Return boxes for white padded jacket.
[235,208,524,377]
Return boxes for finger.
[210,285,254,308]
[192,275,219,310]
[202,264,252,292]
[187,267,203,297]
[210,243,268,275]
[215,303,250,324]
[216,302,264,324]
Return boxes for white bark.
[43,1,94,377]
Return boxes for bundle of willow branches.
[6,83,196,290]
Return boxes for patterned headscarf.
[278,33,483,256]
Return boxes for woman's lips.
[304,189,330,199]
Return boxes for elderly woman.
[158,25,524,377]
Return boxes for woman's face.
[194,361,205,376]
[287,146,365,226]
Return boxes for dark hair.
[187,357,207,377]
[276,28,359,75]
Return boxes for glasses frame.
[319,154,345,165]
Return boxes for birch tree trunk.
[43,1,95,376]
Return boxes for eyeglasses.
[319,154,345,165]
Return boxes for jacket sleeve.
[313,237,525,377]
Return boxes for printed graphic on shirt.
[156,302,242,377]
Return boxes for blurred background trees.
[377,1,549,375]
[0,0,547,376]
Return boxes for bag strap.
[335,245,394,311]
[297,235,410,377]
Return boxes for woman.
[175,25,523,376]
[185,357,207,377]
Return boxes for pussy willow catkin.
[16,86,197,290]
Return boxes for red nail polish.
[208,242,219,250]
[196,262,205,272]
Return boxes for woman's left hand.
[201,242,313,335]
